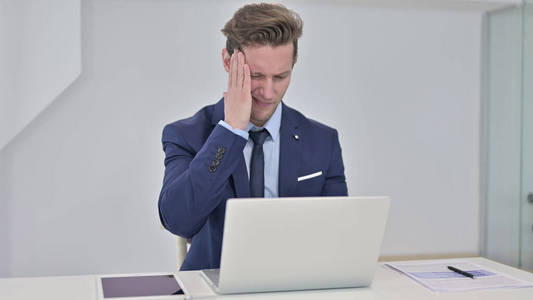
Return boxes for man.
[158,3,348,271]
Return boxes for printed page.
[385,261,533,293]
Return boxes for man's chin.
[250,113,271,127]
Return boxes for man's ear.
[222,48,231,73]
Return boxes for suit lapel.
[279,103,301,197]
[211,98,250,198]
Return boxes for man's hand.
[224,49,251,130]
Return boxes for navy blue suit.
[158,99,348,270]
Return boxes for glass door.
[484,0,532,271]
[520,0,533,271]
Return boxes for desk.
[1,257,532,299]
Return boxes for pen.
[447,266,475,279]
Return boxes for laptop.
[201,196,390,294]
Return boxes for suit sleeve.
[158,124,247,238]
[321,129,348,196]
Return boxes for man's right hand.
[224,49,252,130]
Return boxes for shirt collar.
[245,102,282,141]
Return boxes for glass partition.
[484,0,533,271]
[520,0,533,271]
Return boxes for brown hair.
[221,3,303,64]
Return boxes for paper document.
[385,260,533,293]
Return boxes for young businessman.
[158,3,348,271]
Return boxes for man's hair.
[221,3,303,65]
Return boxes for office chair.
[176,236,188,270]
[160,222,189,270]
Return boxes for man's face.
[245,44,293,126]
[224,43,294,127]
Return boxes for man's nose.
[260,78,274,100]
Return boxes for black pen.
[447,266,475,279]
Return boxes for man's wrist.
[224,118,248,131]
[218,120,249,140]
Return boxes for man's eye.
[251,75,262,79]
[274,75,287,80]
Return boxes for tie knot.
[249,129,269,146]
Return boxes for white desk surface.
[1,257,532,300]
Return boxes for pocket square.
[297,171,323,182]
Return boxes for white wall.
[290,2,482,257]
[0,0,81,150]
[0,0,483,277]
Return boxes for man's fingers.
[231,50,239,89]
[228,52,234,89]
[237,52,244,90]
[243,64,251,93]
[228,51,234,89]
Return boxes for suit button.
[216,152,223,160]
[212,159,220,166]
[209,165,217,172]
[217,147,225,154]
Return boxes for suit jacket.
[158,99,348,271]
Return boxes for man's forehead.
[243,44,294,74]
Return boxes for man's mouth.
[252,97,273,108]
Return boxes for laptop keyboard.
[202,269,220,287]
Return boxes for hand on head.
[223,49,252,130]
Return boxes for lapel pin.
[293,134,299,140]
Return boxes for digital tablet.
[98,274,188,299]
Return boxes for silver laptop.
[201,196,390,294]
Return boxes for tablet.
[98,274,188,299]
